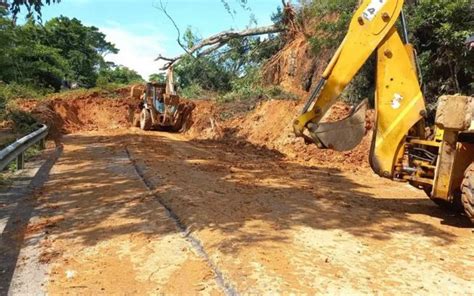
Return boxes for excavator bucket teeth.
[308,99,368,151]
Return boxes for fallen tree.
[155,0,296,70]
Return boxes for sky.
[36,0,282,80]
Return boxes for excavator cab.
[293,0,474,222]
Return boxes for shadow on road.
[29,130,470,259]
[0,146,63,295]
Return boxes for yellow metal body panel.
[434,128,444,142]
[370,28,426,176]
[432,133,474,201]
[452,143,474,192]
[432,131,457,199]
[293,0,404,134]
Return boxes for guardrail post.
[17,152,24,170]
[0,124,48,172]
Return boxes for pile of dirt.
[46,97,136,133]
[18,88,140,140]
[186,99,375,170]
[17,84,374,170]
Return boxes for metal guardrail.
[0,124,48,171]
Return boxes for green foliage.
[5,109,38,134]
[97,65,143,87]
[341,55,376,105]
[218,67,297,103]
[181,83,207,99]
[0,12,118,90]
[149,73,166,83]
[407,0,473,101]
[174,29,233,92]
[44,16,118,87]
[218,34,283,75]
[7,0,60,19]
[174,26,283,101]
[0,10,70,91]
[0,82,50,118]
[303,0,472,106]
[303,0,374,103]
[175,54,234,92]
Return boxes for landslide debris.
[19,88,139,136]
[186,99,375,170]
[17,85,374,170]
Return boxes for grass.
[0,143,43,187]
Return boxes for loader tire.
[461,163,474,224]
[140,109,152,131]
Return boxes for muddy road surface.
[3,129,473,294]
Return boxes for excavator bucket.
[307,99,368,151]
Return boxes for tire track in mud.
[125,147,239,296]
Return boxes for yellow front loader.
[131,70,196,132]
[294,0,474,222]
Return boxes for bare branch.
[154,0,300,70]
[197,42,226,57]
[154,0,189,54]
[155,24,284,70]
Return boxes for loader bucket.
[307,99,368,151]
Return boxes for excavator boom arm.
[294,0,427,177]
[295,0,405,135]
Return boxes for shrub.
[181,83,207,99]
[0,82,50,118]
[5,109,39,134]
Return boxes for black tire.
[461,163,474,224]
[140,109,152,131]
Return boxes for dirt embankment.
[18,85,374,170]
[187,99,374,170]
[17,88,140,141]
[262,33,333,95]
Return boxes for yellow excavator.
[294,0,474,223]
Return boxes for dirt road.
[7,129,474,294]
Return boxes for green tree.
[174,25,283,94]
[0,12,120,90]
[407,0,473,101]
[43,16,118,87]
[0,8,16,80]
[0,12,69,90]
[6,0,60,19]
[174,54,233,92]
[149,73,166,83]
[97,65,143,86]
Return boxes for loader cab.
[143,82,166,113]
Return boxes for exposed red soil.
[187,99,374,170]
[17,89,140,142]
[17,85,373,170]
[262,33,333,95]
